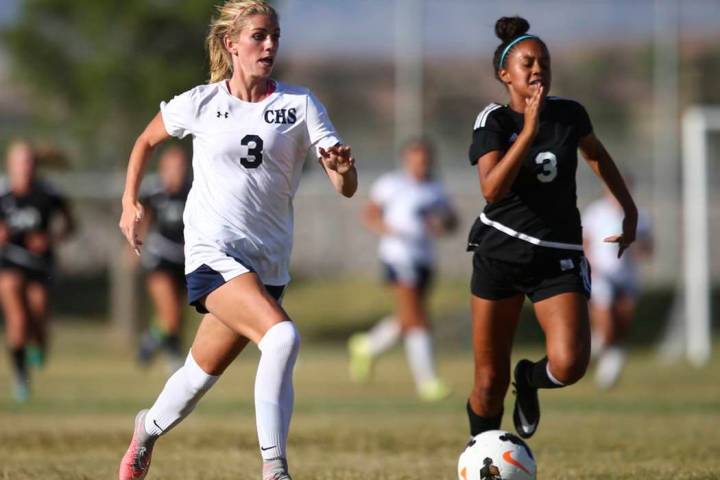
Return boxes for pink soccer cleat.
[119,409,157,480]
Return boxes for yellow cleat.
[418,379,452,402]
[348,334,374,383]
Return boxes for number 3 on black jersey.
[535,151,557,183]
[240,134,264,169]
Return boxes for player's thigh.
[190,313,250,375]
[147,270,183,308]
[0,270,29,342]
[471,294,524,375]
[534,292,590,367]
[146,270,183,327]
[204,272,289,344]
[613,293,637,331]
[0,270,27,314]
[392,284,429,330]
[26,280,49,319]
[589,301,613,336]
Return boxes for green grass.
[1,279,719,479]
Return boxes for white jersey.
[582,198,652,281]
[160,80,341,285]
[370,171,452,267]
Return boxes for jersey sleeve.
[160,89,197,139]
[306,91,342,154]
[573,101,593,139]
[468,106,508,165]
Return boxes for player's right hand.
[119,201,144,256]
[523,84,545,136]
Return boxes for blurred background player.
[117,1,357,479]
[465,16,637,440]
[348,137,457,401]
[136,145,190,372]
[0,139,75,402]
[583,181,653,389]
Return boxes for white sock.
[144,351,219,436]
[255,321,300,461]
[404,327,437,387]
[546,361,566,386]
[367,315,401,356]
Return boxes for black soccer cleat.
[512,359,540,439]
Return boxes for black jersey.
[0,180,67,253]
[141,182,189,264]
[467,97,593,263]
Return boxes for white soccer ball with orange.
[458,430,536,480]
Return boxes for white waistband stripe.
[479,213,583,251]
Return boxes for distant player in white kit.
[117,2,357,479]
[583,183,652,389]
[348,137,457,401]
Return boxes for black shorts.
[142,254,185,285]
[382,261,433,292]
[471,250,591,303]
[185,262,286,314]
[0,257,54,285]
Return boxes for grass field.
[1,279,719,479]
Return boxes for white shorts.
[184,240,286,313]
[591,273,638,308]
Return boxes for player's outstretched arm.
[319,144,357,198]
[579,132,638,258]
[362,201,390,236]
[119,113,171,255]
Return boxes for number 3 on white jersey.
[535,151,557,183]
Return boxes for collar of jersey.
[219,79,280,106]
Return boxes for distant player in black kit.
[136,145,190,371]
[0,140,75,402]
[465,17,638,439]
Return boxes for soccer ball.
[458,430,536,480]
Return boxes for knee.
[184,352,220,394]
[548,348,590,385]
[260,321,301,358]
[470,366,510,411]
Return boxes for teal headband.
[498,34,538,68]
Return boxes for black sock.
[466,401,503,436]
[526,357,563,389]
[10,347,28,380]
[164,334,181,356]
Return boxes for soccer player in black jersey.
[465,16,638,440]
[136,145,190,371]
[0,140,75,402]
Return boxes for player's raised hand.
[119,201,145,256]
[523,84,545,137]
[319,145,355,175]
[603,215,637,259]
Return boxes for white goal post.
[681,106,720,367]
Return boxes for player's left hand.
[319,145,355,175]
[604,215,637,259]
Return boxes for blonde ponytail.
[206,0,279,83]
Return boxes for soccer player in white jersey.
[348,137,457,401]
[583,184,652,389]
[117,2,357,479]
